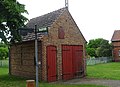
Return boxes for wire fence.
[0,60,9,67]
[86,57,113,65]
[0,57,113,67]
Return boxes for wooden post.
[26,80,35,87]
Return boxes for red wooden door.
[72,46,83,77]
[62,46,73,80]
[62,45,83,80]
[47,46,57,82]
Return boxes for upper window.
[58,26,65,39]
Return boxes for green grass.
[0,67,107,87]
[87,62,120,80]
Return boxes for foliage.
[86,48,96,57]
[87,38,103,48]
[0,0,28,44]
[0,42,8,60]
[0,42,7,47]
[87,62,120,80]
[86,38,112,57]
[0,67,107,87]
[96,40,112,57]
[0,47,8,60]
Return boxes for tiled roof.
[111,30,120,41]
[26,7,67,29]
[21,7,67,41]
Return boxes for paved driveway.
[57,78,120,87]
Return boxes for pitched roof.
[111,30,120,41]
[26,7,67,29]
[21,7,67,41]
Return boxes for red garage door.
[62,46,73,80]
[47,46,57,82]
[62,45,83,80]
[72,46,83,78]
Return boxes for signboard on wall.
[38,27,48,35]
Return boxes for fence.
[86,57,113,65]
[0,58,113,67]
[0,60,9,67]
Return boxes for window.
[58,26,65,39]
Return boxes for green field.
[0,67,107,87]
[87,62,120,80]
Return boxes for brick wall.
[112,41,120,62]
[10,41,42,79]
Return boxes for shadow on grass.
[0,74,26,81]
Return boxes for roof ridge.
[30,7,67,21]
[26,7,67,29]
[114,30,120,31]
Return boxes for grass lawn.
[87,62,120,80]
[0,67,107,87]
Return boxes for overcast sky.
[18,0,120,42]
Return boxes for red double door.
[47,45,83,82]
[62,45,83,80]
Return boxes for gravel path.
[56,78,120,87]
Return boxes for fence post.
[26,80,35,87]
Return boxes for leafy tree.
[0,0,28,43]
[0,42,8,60]
[0,47,8,60]
[0,42,7,47]
[96,40,112,57]
[87,38,104,48]
[86,48,96,57]
[86,38,112,57]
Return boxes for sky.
[18,0,120,42]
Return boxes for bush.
[0,47,8,60]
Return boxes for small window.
[119,50,120,56]
[58,26,65,39]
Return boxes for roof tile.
[26,7,67,29]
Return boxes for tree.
[96,40,112,57]
[0,0,28,44]
[0,47,8,60]
[86,38,112,57]
[87,38,104,48]
[0,42,7,47]
[0,42,8,60]
[86,48,96,57]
